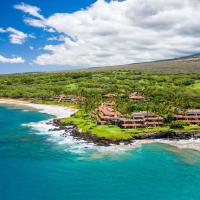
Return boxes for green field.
[188,80,200,93]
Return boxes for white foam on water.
[23,119,98,154]
[3,99,200,157]
[24,120,56,135]
[22,119,200,157]
[23,118,140,156]
[155,138,200,151]
[16,102,135,155]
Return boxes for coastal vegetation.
[0,70,199,140]
[0,71,199,111]
[60,111,200,141]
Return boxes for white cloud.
[24,17,45,28]
[17,0,200,67]
[0,27,6,33]
[47,35,65,41]
[14,2,44,19]
[0,54,25,63]
[6,27,34,45]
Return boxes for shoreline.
[53,119,200,152]
[0,98,78,118]
[1,98,200,152]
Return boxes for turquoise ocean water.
[1,104,200,200]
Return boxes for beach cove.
[1,103,200,200]
[1,98,200,153]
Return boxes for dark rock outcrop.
[133,130,200,140]
[50,119,200,146]
[51,119,133,146]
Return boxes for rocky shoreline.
[133,130,200,140]
[50,119,200,146]
[50,119,133,146]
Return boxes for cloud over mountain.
[15,0,200,67]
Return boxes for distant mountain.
[78,53,200,73]
[179,53,200,60]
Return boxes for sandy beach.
[0,98,77,118]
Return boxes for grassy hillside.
[76,56,200,73]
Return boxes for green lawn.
[187,80,200,92]
[61,117,133,140]
[125,126,171,134]
[61,114,96,132]
[91,125,133,140]
[66,83,78,90]
[183,125,200,131]
[61,113,200,141]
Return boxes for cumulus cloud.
[14,2,44,19]
[0,54,25,63]
[17,0,200,67]
[47,35,65,41]
[6,27,34,45]
[0,27,6,33]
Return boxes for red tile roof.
[174,109,200,124]
[145,122,164,125]
[187,109,200,114]
[129,92,145,100]
[54,95,85,103]
[175,115,200,119]
[118,118,144,122]
[121,124,144,127]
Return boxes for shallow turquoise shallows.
[1,105,200,200]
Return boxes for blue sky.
[0,0,200,74]
[0,0,98,73]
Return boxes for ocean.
[1,104,200,200]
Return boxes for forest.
[0,71,199,116]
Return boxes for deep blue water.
[1,105,200,200]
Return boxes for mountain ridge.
[75,53,200,73]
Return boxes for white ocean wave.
[23,119,98,154]
[1,99,136,156]
[23,118,141,156]
[4,99,200,156]
[23,119,200,157]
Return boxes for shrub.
[170,121,189,129]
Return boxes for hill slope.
[78,55,200,73]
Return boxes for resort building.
[97,102,164,128]
[128,92,145,100]
[174,109,200,125]
[143,112,164,127]
[97,102,121,124]
[118,111,164,128]
[118,114,145,128]
[54,95,85,103]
